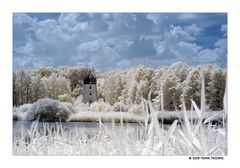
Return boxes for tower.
[83,72,97,104]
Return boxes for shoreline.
[13,110,224,124]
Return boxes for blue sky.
[13,13,227,71]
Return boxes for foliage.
[58,94,73,104]
[13,104,32,120]
[112,102,127,112]
[27,98,72,121]
[90,101,112,112]
[13,63,226,111]
[128,104,144,115]
[42,73,71,99]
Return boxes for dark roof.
[84,73,97,84]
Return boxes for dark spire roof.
[84,73,96,84]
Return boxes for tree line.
[13,62,226,111]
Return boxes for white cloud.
[59,13,89,33]
[77,40,102,52]
[14,36,35,56]
[215,38,227,48]
[76,39,121,71]
[196,38,227,64]
[146,14,164,25]
[13,13,227,71]
[152,25,201,61]
[178,14,198,20]
[185,24,202,36]
[221,24,227,37]
[175,41,201,57]
[168,25,196,41]
[13,13,36,25]
[197,49,219,63]
[116,59,131,69]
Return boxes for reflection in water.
[13,121,144,143]
[12,120,226,156]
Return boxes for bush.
[58,94,73,104]
[13,104,32,120]
[128,104,144,115]
[90,101,112,112]
[27,98,71,121]
[73,96,91,112]
[61,102,76,113]
[113,102,127,112]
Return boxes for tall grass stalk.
[223,77,228,155]
[160,83,164,155]
[200,70,205,154]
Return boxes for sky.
[13,13,227,72]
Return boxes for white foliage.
[90,101,112,112]
[128,104,144,115]
[13,63,226,112]
[13,104,32,120]
[41,73,71,99]
[27,98,72,121]
[113,102,128,112]
[58,94,73,103]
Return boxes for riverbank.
[67,111,224,124]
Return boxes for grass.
[13,117,226,155]
[13,106,227,155]
[67,111,145,123]
[67,110,224,124]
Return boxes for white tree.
[12,63,226,112]
[209,68,226,110]
[102,75,123,105]
[135,79,150,103]
[14,69,33,105]
[183,68,201,110]
[162,75,182,110]
[42,73,71,100]
[30,73,45,102]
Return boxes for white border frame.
[0,0,240,167]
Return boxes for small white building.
[82,73,97,104]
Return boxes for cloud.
[197,49,219,63]
[151,24,202,62]
[196,38,227,65]
[75,39,121,71]
[178,13,198,20]
[185,24,202,36]
[221,24,227,37]
[13,13,227,71]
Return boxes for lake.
[13,121,145,143]
[12,120,227,155]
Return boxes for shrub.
[61,102,76,114]
[113,102,127,112]
[58,94,73,104]
[27,98,71,121]
[13,104,32,120]
[73,96,91,112]
[128,104,144,115]
[90,101,112,112]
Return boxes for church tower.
[83,72,97,104]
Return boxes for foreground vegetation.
[13,99,227,156]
